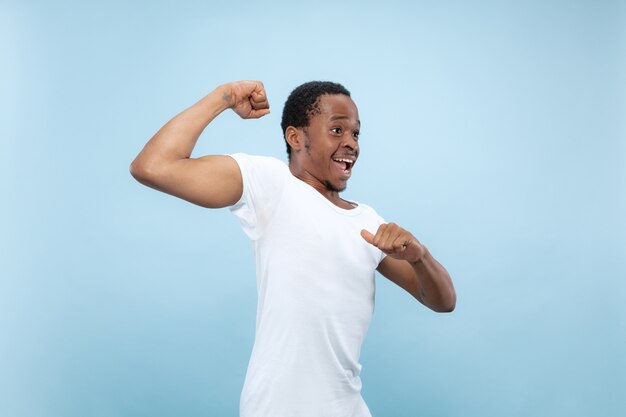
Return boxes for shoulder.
[229,153,288,173]
[354,201,386,225]
[229,153,289,175]
[356,202,380,216]
[229,153,286,166]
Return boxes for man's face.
[299,94,360,193]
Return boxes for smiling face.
[287,93,361,195]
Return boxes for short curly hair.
[281,81,351,161]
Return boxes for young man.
[130,80,456,417]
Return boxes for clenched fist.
[361,223,427,263]
[221,80,270,119]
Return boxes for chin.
[324,180,347,193]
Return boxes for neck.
[288,164,353,209]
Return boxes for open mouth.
[332,156,355,176]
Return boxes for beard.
[324,179,346,193]
[303,129,348,193]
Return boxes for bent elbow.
[129,161,141,180]
[129,160,155,184]
[432,291,456,313]
[436,302,456,313]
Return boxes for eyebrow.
[329,115,361,126]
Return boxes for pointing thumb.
[360,229,374,244]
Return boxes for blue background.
[2,1,625,416]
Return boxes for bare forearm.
[363,223,457,312]
[410,249,456,312]
[131,84,231,173]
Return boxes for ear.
[285,126,303,153]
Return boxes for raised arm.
[129,81,270,208]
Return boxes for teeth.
[333,158,354,163]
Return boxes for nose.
[343,135,359,153]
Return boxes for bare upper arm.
[130,155,243,209]
[377,255,424,304]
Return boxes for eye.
[331,127,343,135]
[353,130,360,140]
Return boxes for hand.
[221,80,270,119]
[361,223,427,263]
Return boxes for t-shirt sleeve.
[360,203,388,265]
[228,153,287,241]
[375,213,388,265]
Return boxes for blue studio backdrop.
[1,1,625,416]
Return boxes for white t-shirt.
[228,153,386,417]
